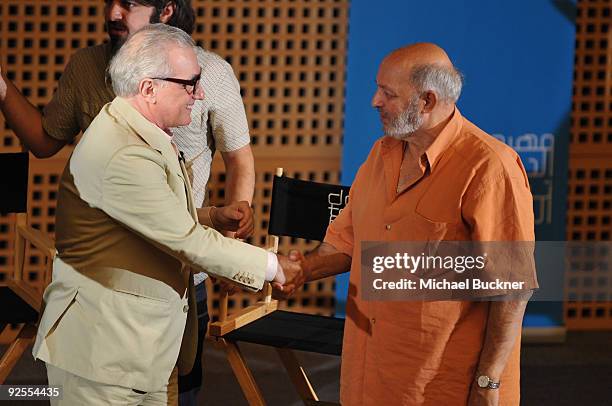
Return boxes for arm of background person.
[0,67,67,157]
[221,145,255,238]
[222,144,255,204]
[202,51,255,237]
[197,201,254,239]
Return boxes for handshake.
[272,251,308,298]
[217,250,310,298]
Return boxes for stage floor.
[2,331,611,405]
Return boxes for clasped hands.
[207,201,254,239]
[272,250,308,297]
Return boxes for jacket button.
[183,305,189,313]
[385,224,391,230]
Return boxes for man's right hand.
[211,201,254,239]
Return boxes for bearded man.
[273,43,537,405]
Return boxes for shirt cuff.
[265,252,278,282]
[193,271,208,285]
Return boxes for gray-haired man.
[0,4,255,402]
[32,24,301,406]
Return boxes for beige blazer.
[33,97,268,392]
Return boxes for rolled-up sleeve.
[324,196,355,257]
[42,57,81,142]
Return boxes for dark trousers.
[178,282,209,403]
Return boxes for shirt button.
[385,224,391,230]
[183,305,189,313]
[371,318,376,324]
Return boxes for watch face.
[477,375,490,388]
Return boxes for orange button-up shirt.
[325,108,536,405]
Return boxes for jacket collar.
[109,97,184,181]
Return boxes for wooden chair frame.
[209,168,338,406]
[0,212,55,384]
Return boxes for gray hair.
[108,24,196,97]
[410,64,464,104]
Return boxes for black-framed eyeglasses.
[153,75,201,95]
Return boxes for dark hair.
[168,0,195,34]
[131,0,195,35]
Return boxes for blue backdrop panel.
[336,0,575,328]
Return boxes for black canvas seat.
[224,310,344,356]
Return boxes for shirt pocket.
[410,211,460,272]
[410,210,457,243]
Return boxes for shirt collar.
[110,97,174,151]
[423,107,463,173]
[380,107,463,174]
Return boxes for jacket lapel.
[179,157,198,221]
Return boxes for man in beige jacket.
[32,24,299,405]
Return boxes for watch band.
[487,380,500,389]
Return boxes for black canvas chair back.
[0,152,29,214]
[268,175,350,241]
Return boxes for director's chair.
[0,153,55,383]
[209,168,350,406]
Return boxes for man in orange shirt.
[275,43,537,405]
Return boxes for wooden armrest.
[17,224,55,259]
[6,279,43,311]
[209,300,278,337]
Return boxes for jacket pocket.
[112,288,171,305]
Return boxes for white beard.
[384,96,423,140]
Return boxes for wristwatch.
[476,375,500,389]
